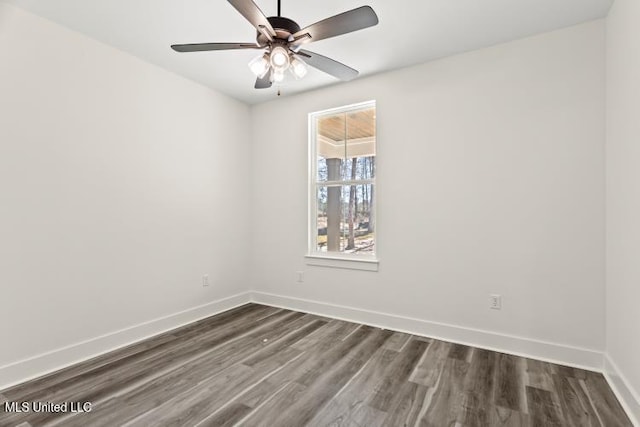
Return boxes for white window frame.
[306,100,379,271]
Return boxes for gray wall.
[605,0,640,421]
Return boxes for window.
[307,101,377,269]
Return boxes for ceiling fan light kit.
[171,0,379,90]
[290,57,308,79]
[249,44,306,82]
[248,53,270,78]
[269,46,290,69]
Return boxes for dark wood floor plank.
[306,346,399,427]
[382,380,429,426]
[368,338,429,411]
[457,348,498,426]
[345,405,386,427]
[448,342,474,362]
[526,385,563,426]
[0,304,633,427]
[243,320,327,367]
[525,357,556,391]
[249,328,394,427]
[494,353,527,413]
[196,402,253,427]
[290,320,359,351]
[196,403,251,427]
[243,327,390,426]
[306,398,385,427]
[582,372,634,427]
[490,405,531,427]
[417,357,470,426]
[556,364,588,380]
[381,331,412,351]
[231,320,357,410]
[552,374,601,427]
[459,393,492,427]
[240,381,308,427]
[291,326,377,388]
[409,339,451,387]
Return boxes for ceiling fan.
[171,0,379,89]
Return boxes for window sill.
[304,254,379,271]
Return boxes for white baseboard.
[250,291,604,371]
[604,354,640,426]
[0,292,252,390]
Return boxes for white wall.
[605,0,640,421]
[250,21,606,359]
[0,3,251,383]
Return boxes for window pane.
[316,112,344,182]
[317,156,341,182]
[315,185,338,252]
[344,156,376,181]
[316,107,375,182]
[316,185,375,254]
[345,108,376,180]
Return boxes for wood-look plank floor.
[0,304,633,427]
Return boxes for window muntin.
[309,101,376,258]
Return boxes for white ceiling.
[2,0,613,104]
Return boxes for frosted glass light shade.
[248,54,270,78]
[272,69,285,82]
[270,46,290,71]
[291,57,307,79]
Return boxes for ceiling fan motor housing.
[256,16,301,45]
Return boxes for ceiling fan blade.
[292,6,378,45]
[228,0,277,37]
[171,43,261,52]
[298,50,358,81]
[255,72,272,89]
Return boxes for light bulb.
[270,46,290,71]
[272,69,285,83]
[290,57,308,79]
[248,54,270,78]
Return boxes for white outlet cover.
[490,294,502,310]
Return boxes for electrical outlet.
[202,274,209,287]
[490,294,501,310]
[296,271,304,283]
